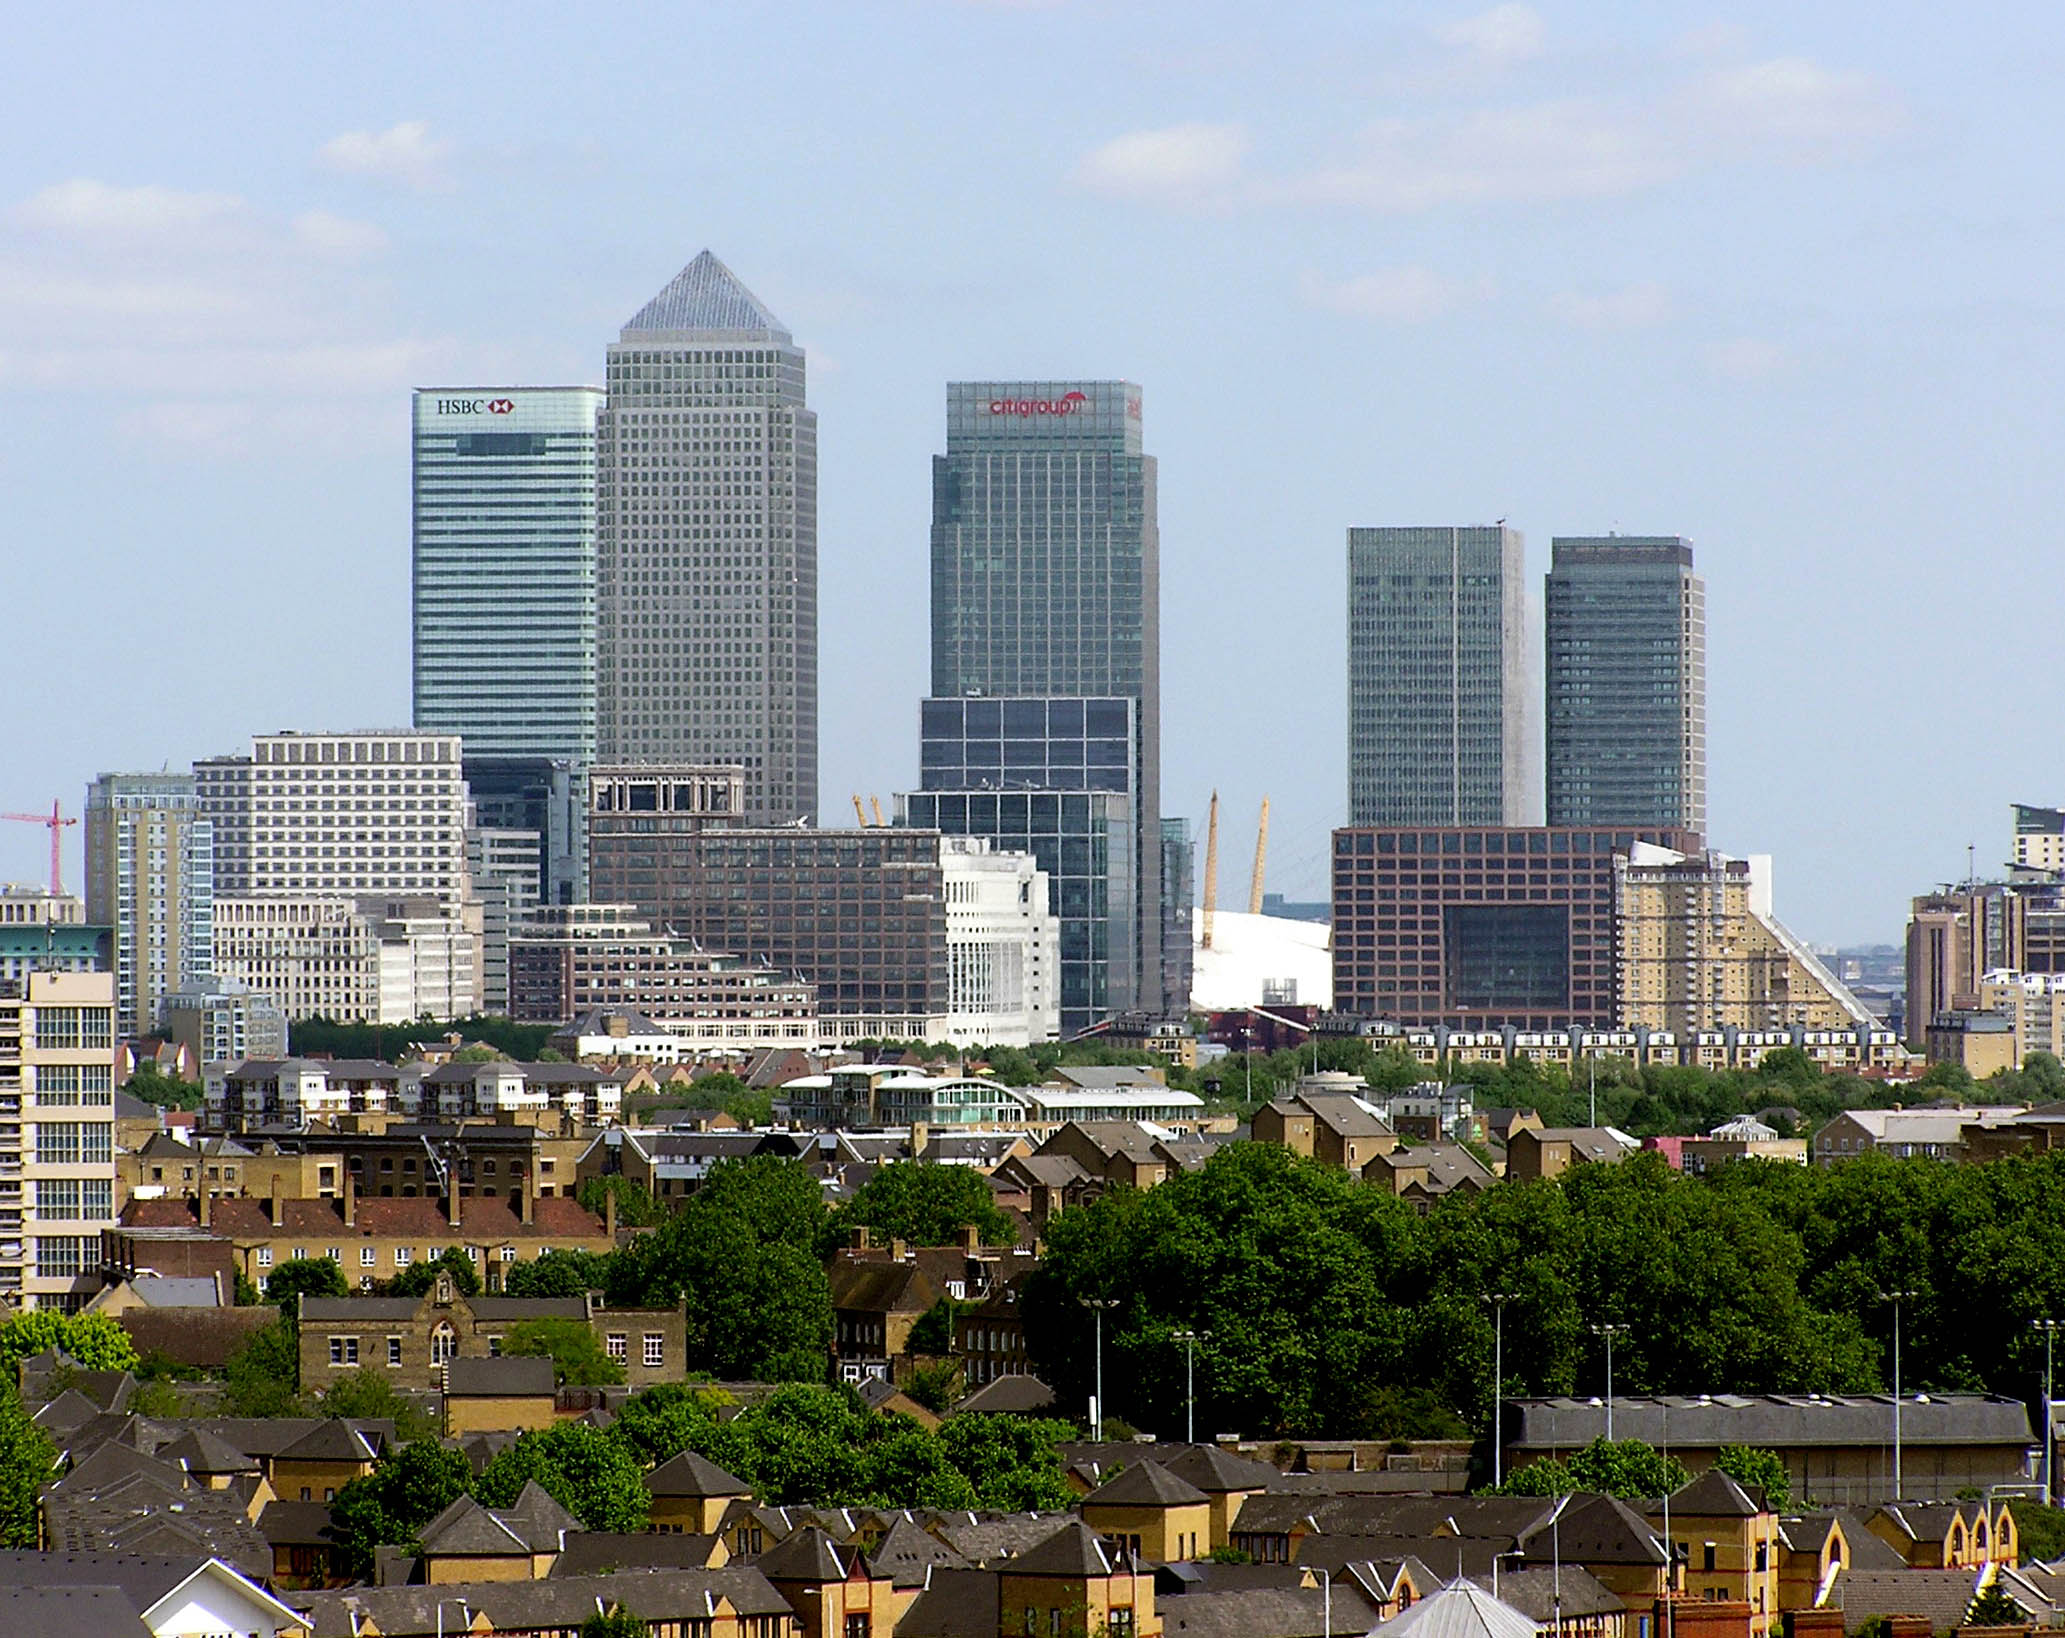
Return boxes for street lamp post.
[1080,1297,1117,1437]
[1172,1329,1211,1446]
[1484,1291,1518,1487]
[1590,1323,1629,1441]
[2036,1318,2061,1505]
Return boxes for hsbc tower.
[904,381,1167,1033]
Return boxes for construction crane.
[851,794,868,826]
[1248,796,1270,916]
[2,800,77,897]
[870,796,886,827]
[1200,791,1220,950]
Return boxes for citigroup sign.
[988,390,1091,418]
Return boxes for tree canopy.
[384,1246,481,1299]
[328,1438,475,1578]
[265,1257,348,1321]
[476,1422,649,1530]
[1496,1438,1690,1499]
[0,1310,139,1377]
[829,1161,1017,1253]
[0,1380,55,1547]
[500,1318,623,1386]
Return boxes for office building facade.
[907,695,1139,1033]
[595,252,817,825]
[1347,525,1537,826]
[1544,535,1706,833]
[0,887,108,987]
[1331,824,1699,1027]
[85,772,215,1040]
[921,382,1162,1029]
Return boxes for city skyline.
[4,3,2059,946]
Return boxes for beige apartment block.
[1618,846,1876,1034]
[0,971,121,1309]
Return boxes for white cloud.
[1298,101,1676,210]
[1075,122,1249,203]
[1550,282,1672,330]
[293,209,390,258]
[1301,266,1491,322]
[1435,4,1546,63]
[1690,57,1903,160]
[318,120,452,192]
[16,179,246,239]
[1707,337,1789,379]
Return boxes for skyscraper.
[595,252,817,825]
[85,772,214,1039]
[1347,524,1537,827]
[915,381,1162,1032]
[1544,536,1706,835]
[413,386,603,906]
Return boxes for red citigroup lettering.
[988,390,1090,417]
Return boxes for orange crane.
[2,799,77,896]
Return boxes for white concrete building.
[0,971,120,1308]
[159,979,288,1064]
[942,837,1061,1046]
[467,825,541,1015]
[85,771,215,1040]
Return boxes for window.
[607,1333,628,1362]
[1703,1543,1717,1572]
[257,1247,273,1268]
[431,1322,456,1365]
[844,1617,871,1638]
[643,1333,664,1368]
[328,1336,359,1366]
[34,1236,92,1278]
[292,1246,307,1260]
[395,1246,412,1265]
[361,1246,377,1266]
[500,1245,517,1262]
[387,1337,402,1366]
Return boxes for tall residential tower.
[909,382,1162,1032]
[595,252,817,825]
[84,772,214,1039]
[1544,535,1706,835]
[1348,525,1537,827]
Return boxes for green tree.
[503,1247,615,1298]
[220,1317,303,1416]
[265,1257,349,1322]
[450,1045,502,1063]
[1968,1583,2028,1626]
[329,1438,475,1578]
[0,1310,141,1377]
[830,1161,1017,1253]
[576,1174,666,1228]
[605,1156,832,1380]
[314,1370,437,1440]
[501,1318,624,1386]
[908,1296,967,1355]
[0,1379,55,1546]
[1714,1445,1791,1511]
[579,1610,650,1638]
[1498,1439,1690,1499]
[2010,1500,2065,1565]
[902,1358,965,1414]
[384,1246,481,1299]
[605,1381,738,1466]
[122,1063,204,1110]
[477,1422,649,1530]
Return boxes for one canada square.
[595,252,818,824]
[908,383,1162,1034]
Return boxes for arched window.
[431,1321,456,1365]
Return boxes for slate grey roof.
[294,1567,796,1637]
[933,1512,1080,1566]
[258,1499,339,1548]
[1507,1393,2035,1452]
[0,1585,153,1638]
[623,251,790,338]
[1160,1444,1280,1494]
[869,1515,971,1587]
[1376,1579,1541,1638]
[952,1375,1057,1416]
[417,1494,536,1557]
[273,1420,381,1464]
[0,1550,212,1610]
[156,1428,259,1477]
[550,1531,722,1576]
[647,1449,750,1498]
[1160,1585,1335,1637]
[896,1565,1001,1636]
[445,1355,555,1398]
[128,1275,223,1308]
[1826,1567,1984,1635]
[1083,1462,1210,1508]
[1012,1518,1123,1576]
[1495,1564,1626,1621]
[298,1296,419,1322]
[755,1523,848,1581]
[1668,1467,1763,1516]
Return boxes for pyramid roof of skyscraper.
[624,250,789,337]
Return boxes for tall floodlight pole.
[1883,1289,1916,1499]
[1080,1296,1117,1437]
[2037,1318,2061,1505]
[1172,1329,1210,1445]
[1485,1291,1519,1486]
[1591,1323,1630,1441]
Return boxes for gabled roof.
[1083,1461,1209,1508]
[896,1565,1001,1636]
[648,1449,750,1498]
[0,1585,154,1638]
[157,1428,259,1476]
[1375,1578,1540,1638]
[828,1259,940,1315]
[869,1515,970,1587]
[624,251,790,337]
[1668,1467,1763,1517]
[418,1494,532,1557]
[273,1420,381,1464]
[550,1531,724,1576]
[755,1523,850,1582]
[1161,1445,1281,1495]
[1826,1567,1985,1635]
[952,1375,1056,1416]
[1010,1518,1120,1577]
[1523,1493,1669,1566]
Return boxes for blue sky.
[2,1,2057,945]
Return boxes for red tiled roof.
[350,1197,455,1237]
[121,1200,199,1229]
[533,1197,605,1237]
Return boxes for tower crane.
[1,800,77,897]
[1248,796,1270,916]
[1200,791,1220,950]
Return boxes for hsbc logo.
[435,397,517,415]
[989,390,1090,417]
[488,398,514,414]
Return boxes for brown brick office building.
[1331,826,1700,1027]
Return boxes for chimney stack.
[268,1194,284,1228]
[603,1186,618,1240]
[342,1176,355,1229]
[196,1189,210,1229]
[519,1186,533,1226]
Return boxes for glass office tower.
[1347,524,1538,827]
[1544,536,1706,836]
[595,251,818,826]
[919,383,1162,1030]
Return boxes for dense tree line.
[1022,1143,2065,1442]
[287,1014,558,1060]
[329,1381,1075,1573]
